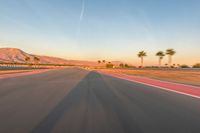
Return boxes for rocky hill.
[0,48,122,66]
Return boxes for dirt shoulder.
[99,69,200,87]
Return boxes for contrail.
[77,0,85,38]
[80,0,85,22]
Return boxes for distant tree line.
[97,60,133,68]
[137,49,200,68]
[138,49,176,68]
[25,56,40,66]
[96,48,199,69]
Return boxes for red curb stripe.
[99,71,200,98]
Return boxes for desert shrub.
[145,66,159,68]
[119,63,124,68]
[180,64,190,68]
[193,63,200,68]
[106,63,114,68]
[124,64,129,68]
[119,63,130,68]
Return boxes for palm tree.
[156,51,165,67]
[102,60,106,63]
[98,60,101,64]
[34,56,40,67]
[166,49,176,67]
[137,51,147,67]
[25,56,30,65]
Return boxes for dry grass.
[100,69,200,87]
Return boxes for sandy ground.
[99,69,200,87]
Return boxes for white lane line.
[119,74,199,89]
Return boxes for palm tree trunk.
[168,55,172,67]
[159,58,161,67]
[141,57,144,67]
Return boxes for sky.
[0,0,200,65]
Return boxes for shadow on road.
[31,71,95,133]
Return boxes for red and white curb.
[0,69,52,79]
[98,71,200,99]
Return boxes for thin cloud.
[137,8,156,44]
[77,0,85,39]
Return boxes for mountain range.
[0,48,122,66]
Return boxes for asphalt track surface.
[0,68,200,133]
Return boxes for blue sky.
[0,0,200,65]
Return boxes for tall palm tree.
[166,49,176,67]
[137,51,147,67]
[102,60,106,63]
[156,51,165,67]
